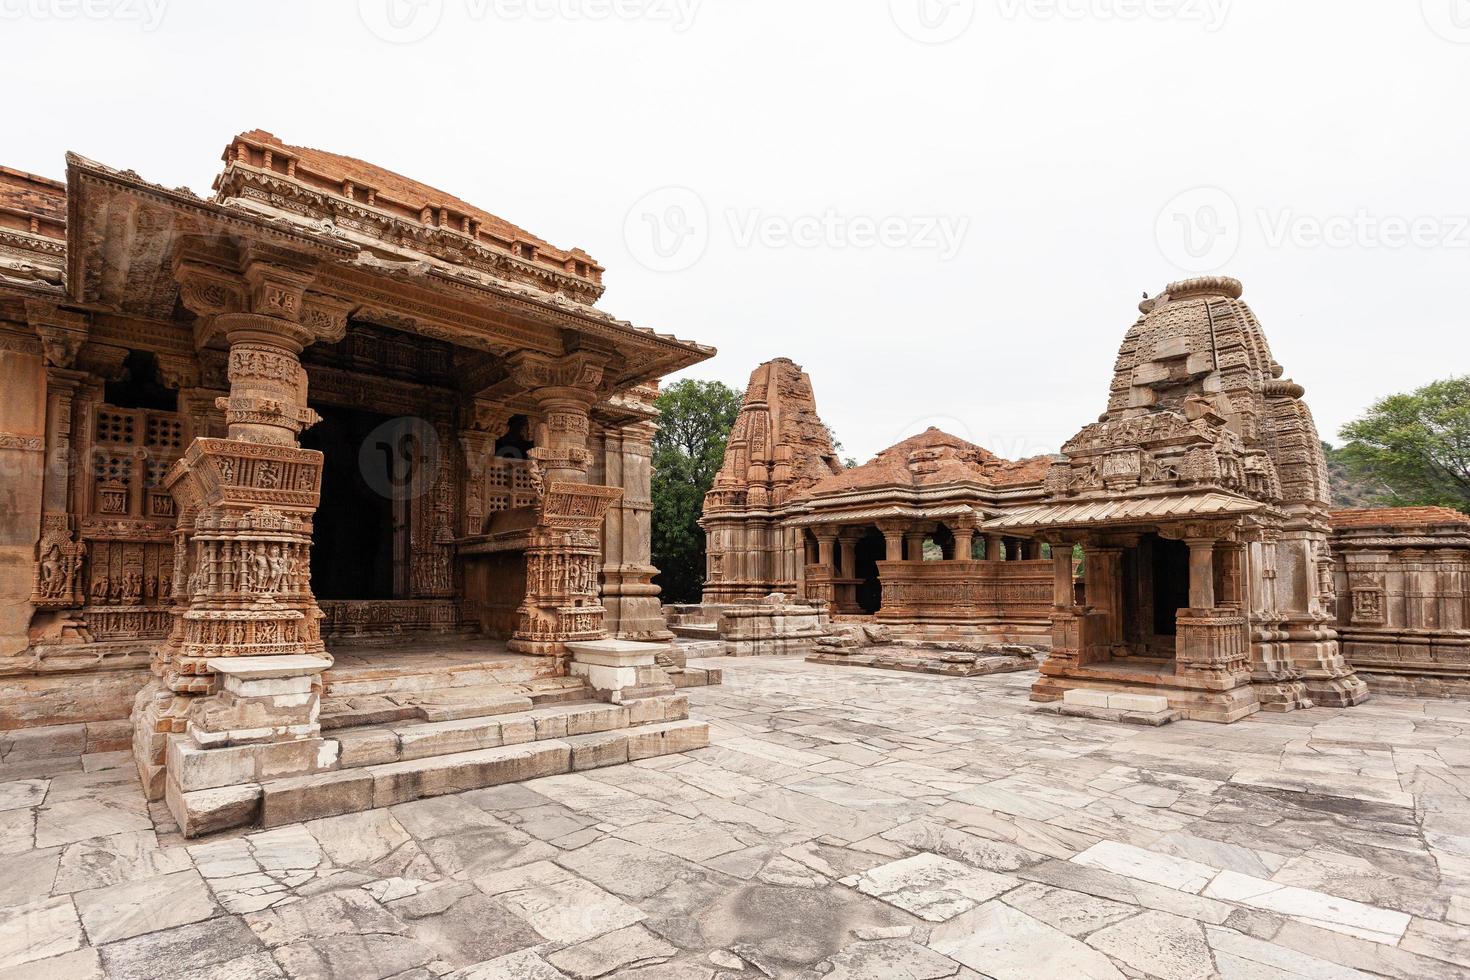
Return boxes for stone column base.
[567,640,676,703]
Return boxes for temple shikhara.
[0,132,717,835]
[3,133,1469,850]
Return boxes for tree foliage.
[651,379,744,603]
[1337,376,1470,513]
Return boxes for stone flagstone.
[841,852,1018,922]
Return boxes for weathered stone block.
[336,729,400,768]
[627,720,709,761]
[168,735,331,792]
[627,694,687,726]
[1063,689,1111,708]
[566,731,630,771]
[370,742,572,808]
[397,717,506,761]
[260,769,374,828]
[1107,693,1171,713]
[167,781,262,838]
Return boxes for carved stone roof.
[984,490,1262,532]
[0,166,66,237]
[217,130,603,295]
[1330,506,1470,529]
[1042,277,1330,517]
[804,428,1051,497]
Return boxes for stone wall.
[1332,507,1470,698]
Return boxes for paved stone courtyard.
[2,657,1468,980]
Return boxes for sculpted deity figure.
[37,543,63,596]
[251,547,271,595]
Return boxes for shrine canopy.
[58,129,714,404]
[784,427,1053,530]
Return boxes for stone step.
[320,676,591,731]
[675,639,727,659]
[670,623,721,640]
[333,694,690,769]
[669,666,723,689]
[254,719,709,830]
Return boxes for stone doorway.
[853,527,886,615]
[301,405,404,601]
[1127,533,1189,660]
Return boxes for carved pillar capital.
[26,300,90,368]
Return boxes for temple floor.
[1,659,1467,979]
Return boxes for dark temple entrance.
[1151,535,1190,638]
[855,527,887,615]
[301,405,400,600]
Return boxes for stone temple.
[1,135,1469,979]
[1,132,719,836]
[691,278,1470,722]
[1,133,1467,825]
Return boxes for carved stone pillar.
[459,401,511,538]
[905,531,927,563]
[814,528,838,570]
[512,351,607,486]
[986,534,1005,563]
[504,352,628,655]
[1186,537,1217,611]
[838,528,861,580]
[952,520,977,562]
[597,420,673,642]
[878,521,906,561]
[137,254,344,803]
[509,483,623,656]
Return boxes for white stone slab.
[1108,693,1170,713]
[566,640,663,667]
[840,852,1017,922]
[207,656,331,680]
[1071,840,1218,894]
[1202,870,1411,945]
[1063,689,1111,708]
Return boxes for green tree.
[651,379,744,603]
[1337,376,1470,513]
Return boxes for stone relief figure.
[37,543,64,596]
[267,546,290,594]
[250,547,271,596]
[123,572,143,605]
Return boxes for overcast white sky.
[6,0,1467,463]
